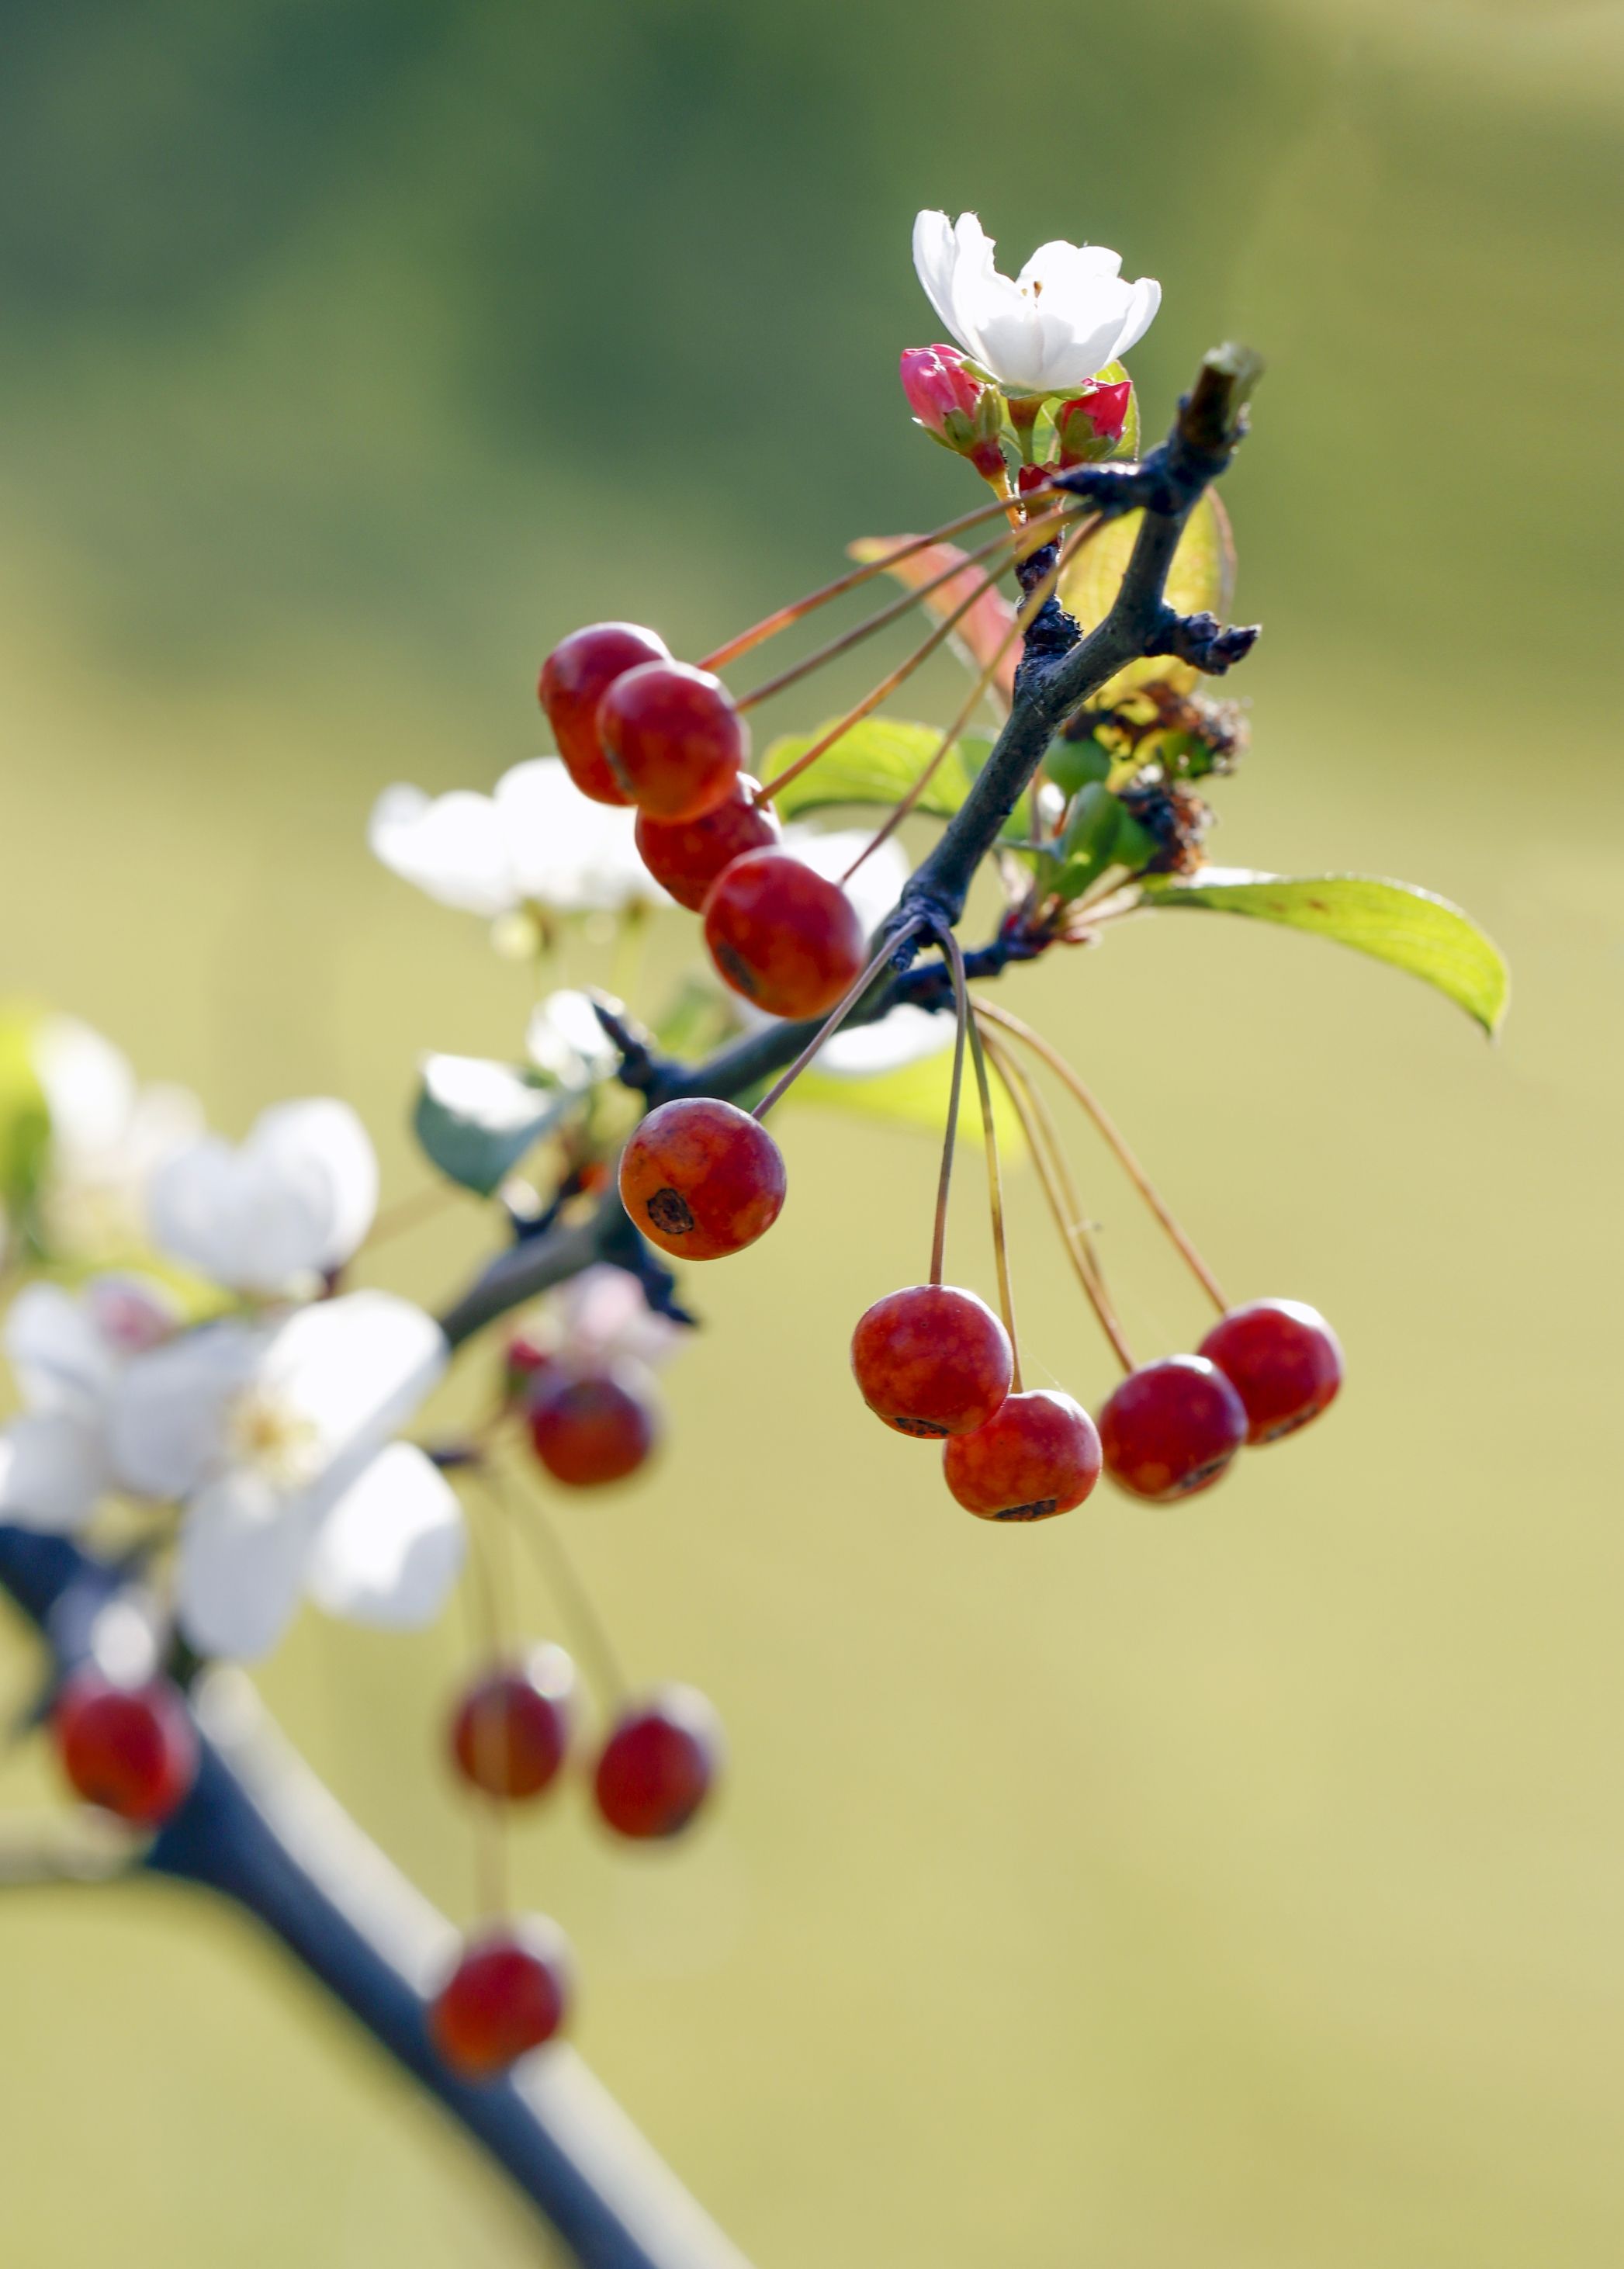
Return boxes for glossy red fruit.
[51,1668,198,1825]
[942,1389,1102,1522]
[594,1687,721,1840]
[635,774,781,911]
[1098,1355,1248,1501]
[539,622,670,805]
[528,1367,659,1487]
[618,1097,785,1261]
[1198,1299,1343,1444]
[430,1921,572,2077]
[850,1284,1013,1439]
[701,848,867,1020]
[597,660,745,821]
[449,1646,576,1800]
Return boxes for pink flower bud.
[1055,380,1134,466]
[899,345,1006,480]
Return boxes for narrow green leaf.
[413,1055,574,1196]
[1139,869,1509,1035]
[761,718,1027,837]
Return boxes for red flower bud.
[1055,379,1134,466]
[899,345,1006,481]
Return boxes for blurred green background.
[2,0,1622,2263]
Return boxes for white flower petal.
[176,1468,315,1659]
[108,1320,261,1500]
[369,784,518,917]
[264,1292,446,1464]
[497,758,664,913]
[0,1413,111,1530]
[912,212,1159,395]
[526,988,620,1085]
[1112,275,1162,362]
[306,1443,465,1628]
[33,1018,137,1162]
[243,1100,378,1273]
[911,209,964,344]
[4,1283,117,1415]
[552,1263,680,1372]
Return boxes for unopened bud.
[899,345,1006,480]
[1055,380,1134,467]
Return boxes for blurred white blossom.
[517,1263,681,1379]
[369,757,667,920]
[102,1291,460,1659]
[148,1100,378,1297]
[0,1275,181,1532]
[525,989,622,1087]
[26,1015,203,1259]
[912,210,1159,396]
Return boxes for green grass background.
[1,2,1621,2262]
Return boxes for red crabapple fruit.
[942,1390,1103,1522]
[51,1668,198,1826]
[429,1921,572,2077]
[593,1686,721,1840]
[701,848,867,1020]
[635,775,781,910]
[850,1284,1013,1438]
[618,1097,786,1261]
[1198,1299,1343,1444]
[527,1367,659,1487]
[1098,1355,1248,1501]
[448,1647,576,1800]
[539,622,670,805]
[597,660,746,821]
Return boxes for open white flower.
[912,210,1160,396]
[0,1275,180,1531]
[732,830,954,1074]
[27,1015,203,1259]
[106,1291,461,1659]
[370,757,667,920]
[148,1100,378,1297]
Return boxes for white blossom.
[517,1263,681,1378]
[148,1100,378,1297]
[0,1275,180,1532]
[525,989,622,1087]
[369,757,667,920]
[912,210,1160,396]
[29,1016,203,1258]
[105,1291,461,1659]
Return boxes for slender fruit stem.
[695,489,1058,674]
[750,917,928,1121]
[362,1182,459,1252]
[975,998,1230,1315]
[476,1463,630,1712]
[458,1505,512,1923]
[928,936,971,1290]
[977,1020,1137,1374]
[736,509,1072,716]
[841,518,1092,883]
[940,928,1020,1389]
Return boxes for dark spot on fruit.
[646,1187,695,1235]
[994,1498,1060,1522]
[712,940,761,999]
[891,1415,950,1438]
[1170,1455,1229,1495]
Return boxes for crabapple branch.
[0,1522,751,2269]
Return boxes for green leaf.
[1138,869,1509,1035]
[761,717,1028,838]
[0,1007,52,1236]
[412,1055,576,1195]
[1058,488,1235,703]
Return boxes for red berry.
[539,622,670,805]
[597,660,745,821]
[701,848,867,1020]
[850,1284,1013,1439]
[1198,1299,1343,1444]
[618,1097,785,1261]
[51,1668,197,1825]
[1098,1355,1248,1501]
[594,1687,721,1840]
[942,1389,1102,1522]
[430,1921,572,2077]
[449,1647,575,1800]
[527,1367,659,1487]
[635,774,781,912]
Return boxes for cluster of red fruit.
[540,623,871,1021]
[615,1086,1341,1513]
[433,1654,721,2077]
